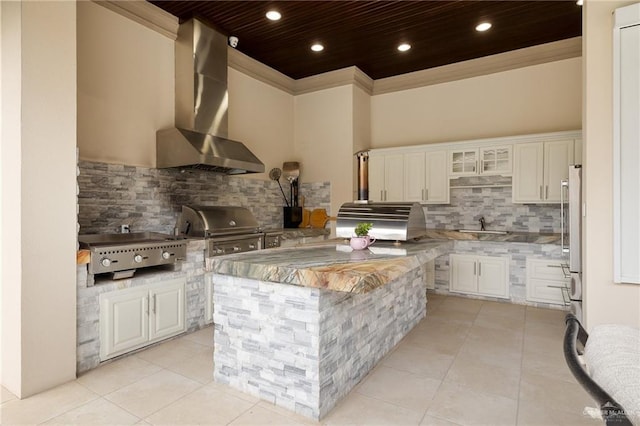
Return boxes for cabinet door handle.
[474,261,477,275]
[425,188,429,200]
[478,262,482,276]
[380,190,384,201]
[547,264,563,268]
[480,159,484,174]
[146,295,149,315]
[539,185,543,200]
[152,294,156,314]
[545,185,549,199]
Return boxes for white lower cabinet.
[99,278,186,361]
[449,254,509,299]
[526,258,570,305]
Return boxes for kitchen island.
[209,240,452,420]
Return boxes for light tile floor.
[1,294,602,425]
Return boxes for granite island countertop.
[209,239,452,294]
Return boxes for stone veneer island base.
[210,240,451,420]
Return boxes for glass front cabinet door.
[480,146,512,175]
[449,149,478,176]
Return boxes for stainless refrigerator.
[561,165,582,321]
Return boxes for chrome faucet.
[479,216,486,231]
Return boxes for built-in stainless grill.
[79,232,187,278]
[336,202,427,241]
[176,205,272,256]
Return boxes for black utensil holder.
[283,207,302,228]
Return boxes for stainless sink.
[456,229,509,235]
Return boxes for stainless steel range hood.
[157,18,264,174]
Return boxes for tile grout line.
[514,306,530,425]
[416,296,482,425]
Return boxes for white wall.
[583,0,640,330]
[1,0,77,397]
[371,58,582,148]
[1,0,22,393]
[77,1,174,168]
[228,68,295,180]
[77,2,294,177]
[294,86,354,220]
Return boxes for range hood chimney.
[157,18,265,175]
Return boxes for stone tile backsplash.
[79,163,558,235]
[424,176,561,233]
[78,161,331,234]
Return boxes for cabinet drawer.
[527,278,566,305]
[527,258,569,281]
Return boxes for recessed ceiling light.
[397,43,411,52]
[476,22,492,32]
[311,43,324,52]
[266,10,281,21]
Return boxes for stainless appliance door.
[561,165,582,273]
[568,166,582,273]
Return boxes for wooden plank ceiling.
[148,1,582,80]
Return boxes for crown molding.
[96,4,581,97]
[94,0,178,40]
[372,37,582,95]
[294,66,374,95]
[228,48,296,94]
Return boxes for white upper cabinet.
[368,153,404,202]
[368,130,580,205]
[480,146,512,175]
[449,146,512,177]
[450,149,479,176]
[513,139,574,203]
[404,150,449,204]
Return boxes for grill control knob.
[249,244,256,249]
[100,258,111,267]
[161,251,171,260]
[134,254,143,263]
[215,248,223,255]
[233,246,240,252]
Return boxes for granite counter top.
[209,239,452,294]
[423,229,561,244]
[265,227,331,239]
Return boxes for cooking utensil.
[269,168,290,207]
[292,179,299,207]
[310,208,336,228]
[299,208,311,228]
[283,162,300,207]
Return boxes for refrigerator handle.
[561,179,569,253]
